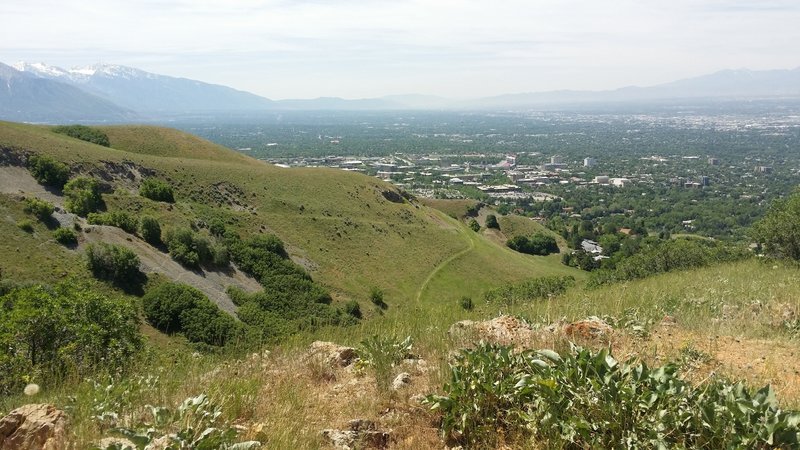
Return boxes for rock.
[563,317,613,340]
[448,316,537,346]
[400,358,429,374]
[97,437,137,449]
[391,373,411,390]
[308,341,358,368]
[321,419,390,449]
[0,404,67,450]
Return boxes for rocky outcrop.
[0,404,66,450]
[391,373,411,391]
[563,317,613,340]
[307,341,359,368]
[448,315,537,346]
[321,419,390,449]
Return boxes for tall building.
[708,157,720,165]
[700,176,710,186]
[583,157,597,167]
[550,155,563,164]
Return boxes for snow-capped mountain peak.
[12,61,70,78]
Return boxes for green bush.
[53,227,77,246]
[344,300,362,318]
[459,296,474,310]
[140,178,175,203]
[468,219,480,232]
[87,211,138,233]
[358,335,414,391]
[27,154,70,188]
[165,228,226,269]
[485,214,499,229]
[52,124,110,147]
[23,197,54,221]
[142,282,242,346]
[209,218,227,237]
[484,275,575,305]
[369,286,387,309]
[16,219,34,232]
[588,238,750,287]
[0,283,141,396]
[507,233,559,256]
[138,216,161,245]
[753,190,800,260]
[425,344,800,448]
[64,176,102,216]
[85,242,141,284]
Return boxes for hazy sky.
[1,0,799,99]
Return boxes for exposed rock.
[0,404,67,450]
[448,315,537,346]
[321,419,390,449]
[563,317,613,340]
[400,357,429,374]
[308,341,358,368]
[391,373,411,391]
[97,437,137,449]
[380,190,404,204]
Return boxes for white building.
[583,157,597,167]
[550,155,564,164]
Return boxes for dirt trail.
[0,165,262,314]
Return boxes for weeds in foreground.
[425,343,800,448]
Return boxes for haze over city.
[2,0,799,99]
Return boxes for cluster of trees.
[85,242,142,285]
[507,233,559,256]
[143,282,244,347]
[165,228,229,269]
[0,282,141,395]
[88,211,138,234]
[52,125,111,147]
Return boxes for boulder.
[448,315,537,346]
[308,341,358,368]
[321,419,389,449]
[563,317,613,340]
[0,404,67,450]
[391,373,411,391]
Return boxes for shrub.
[369,286,387,309]
[140,178,175,203]
[209,218,227,237]
[507,233,559,256]
[23,197,55,220]
[138,216,161,245]
[52,124,110,147]
[85,242,141,284]
[484,275,575,305]
[344,300,362,318]
[142,282,242,346]
[64,177,102,216]
[468,219,480,232]
[87,211,138,233]
[16,219,34,232]
[425,344,800,449]
[0,283,141,396]
[485,214,499,229]
[53,227,77,246]
[27,154,70,188]
[459,296,474,310]
[357,335,414,391]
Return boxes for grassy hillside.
[0,121,579,308]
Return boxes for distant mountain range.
[1,60,799,122]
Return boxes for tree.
[85,242,142,284]
[753,191,800,260]
[469,219,480,232]
[27,155,70,188]
[52,125,110,147]
[139,216,162,245]
[140,178,175,203]
[64,177,102,216]
[486,214,500,229]
[0,283,141,395]
[142,282,241,346]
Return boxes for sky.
[1,0,799,99]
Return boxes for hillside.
[5,121,800,448]
[0,121,578,309]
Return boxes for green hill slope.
[0,121,581,308]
